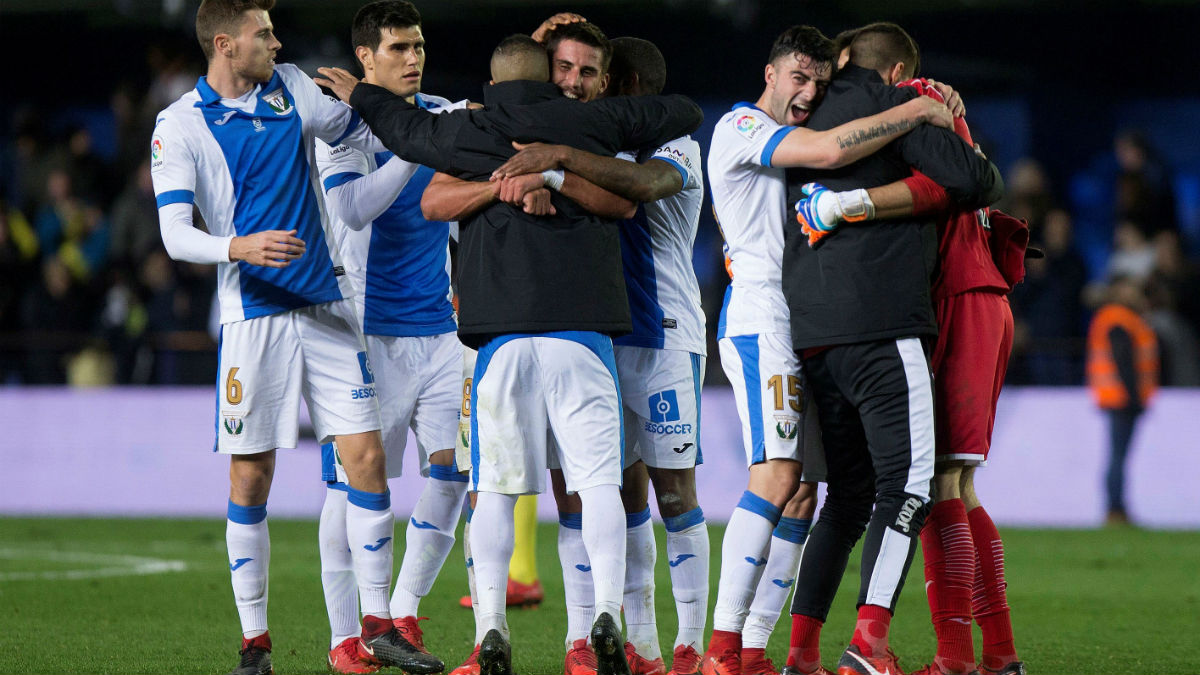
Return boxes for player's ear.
[889,62,905,86]
[599,72,611,96]
[764,62,775,88]
[215,33,233,58]
[355,45,374,72]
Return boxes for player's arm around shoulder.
[771,91,950,170]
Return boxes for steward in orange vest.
[1087,281,1159,411]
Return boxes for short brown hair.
[848,22,920,79]
[196,0,276,61]
[545,22,612,73]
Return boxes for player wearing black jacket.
[345,78,702,348]
[779,26,1003,675]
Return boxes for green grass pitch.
[0,517,1196,674]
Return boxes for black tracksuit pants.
[790,337,936,619]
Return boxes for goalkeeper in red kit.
[792,78,1026,675]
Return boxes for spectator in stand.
[1086,276,1159,527]
[1144,275,1200,386]
[1114,130,1178,239]
[0,200,39,382]
[1104,219,1156,282]
[55,126,117,210]
[110,159,163,268]
[7,112,54,216]
[1149,229,1200,347]
[34,169,111,285]
[1009,208,1088,384]
[1000,158,1054,233]
[20,256,94,383]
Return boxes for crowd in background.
[3,42,1199,388]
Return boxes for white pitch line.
[0,548,188,581]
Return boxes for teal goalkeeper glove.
[794,182,876,248]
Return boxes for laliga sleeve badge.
[150,136,164,170]
[734,114,767,140]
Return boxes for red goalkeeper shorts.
[931,291,1014,464]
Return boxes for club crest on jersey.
[262,88,293,115]
[223,414,244,436]
[774,415,798,440]
[734,114,766,140]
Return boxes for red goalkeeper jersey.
[897,78,1010,300]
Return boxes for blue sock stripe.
[626,507,652,529]
[430,464,469,482]
[773,516,812,544]
[559,511,583,530]
[227,500,267,525]
[346,486,391,511]
[663,507,705,533]
[736,490,782,525]
[466,504,474,523]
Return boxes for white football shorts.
[615,345,704,470]
[215,299,381,454]
[718,332,825,481]
[470,332,622,495]
[454,346,477,479]
[364,331,462,478]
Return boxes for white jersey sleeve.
[712,106,797,169]
[151,111,232,264]
[648,137,702,192]
[708,103,793,339]
[316,139,389,231]
[616,135,706,355]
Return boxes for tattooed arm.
[768,95,952,169]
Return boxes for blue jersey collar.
[731,101,768,114]
[194,71,281,107]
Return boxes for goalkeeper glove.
[794,183,876,248]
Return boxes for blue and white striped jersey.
[316,93,467,338]
[150,64,382,324]
[615,135,706,355]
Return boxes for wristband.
[541,169,565,191]
[836,188,876,222]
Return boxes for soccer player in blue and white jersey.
[312,3,469,673]
[491,35,708,675]
[703,26,952,675]
[149,2,443,674]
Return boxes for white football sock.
[742,517,809,649]
[319,488,359,648]
[558,512,594,649]
[391,470,467,618]
[623,508,660,659]
[226,500,270,638]
[346,487,395,619]
[471,491,516,640]
[663,508,709,650]
[578,484,626,625]
[712,491,780,633]
[463,508,486,645]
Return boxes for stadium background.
[2,1,1199,673]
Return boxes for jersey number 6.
[226,367,244,405]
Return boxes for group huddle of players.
[150,2,1028,675]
